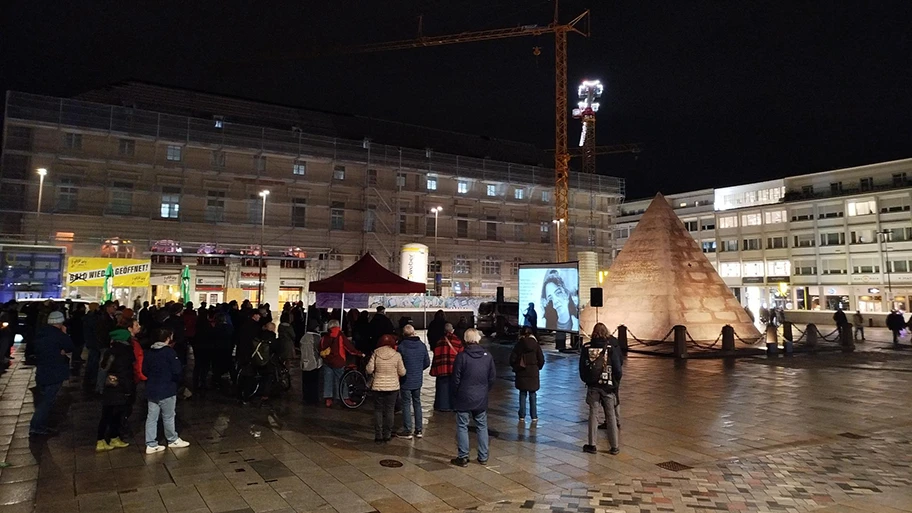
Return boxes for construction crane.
[319,1,589,262]
[573,79,604,176]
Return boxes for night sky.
[3,1,911,199]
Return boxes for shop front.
[150,274,181,305]
[195,275,226,305]
[278,278,306,305]
[239,270,264,303]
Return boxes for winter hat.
[47,311,65,325]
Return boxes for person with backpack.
[143,328,190,453]
[431,323,464,412]
[319,319,363,407]
[509,327,545,423]
[366,334,406,443]
[579,322,623,455]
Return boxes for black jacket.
[579,336,622,392]
[369,313,396,342]
[101,340,135,406]
[509,335,545,392]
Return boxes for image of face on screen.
[540,269,579,331]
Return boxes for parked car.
[476,301,519,338]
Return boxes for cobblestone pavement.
[2,326,912,513]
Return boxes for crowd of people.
[7,298,627,465]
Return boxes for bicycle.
[238,357,291,401]
[338,357,369,409]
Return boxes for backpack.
[251,338,271,367]
[580,343,613,388]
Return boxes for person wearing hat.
[30,310,74,436]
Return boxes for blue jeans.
[322,366,344,400]
[146,396,178,447]
[30,381,62,432]
[401,388,422,432]
[519,390,537,419]
[456,410,489,461]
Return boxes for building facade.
[0,84,623,305]
[614,159,912,314]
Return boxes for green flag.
[180,265,191,304]
[102,263,114,302]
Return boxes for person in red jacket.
[319,320,362,407]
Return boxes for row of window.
[798,173,909,196]
[710,227,912,252]
[717,257,912,278]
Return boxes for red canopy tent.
[310,253,426,294]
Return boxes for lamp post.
[35,168,47,244]
[552,218,565,262]
[877,229,894,310]
[431,206,442,295]
[257,190,270,306]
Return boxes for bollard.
[721,325,735,352]
[806,323,818,352]
[766,323,778,356]
[782,322,794,355]
[673,325,688,359]
[840,324,855,353]
[617,325,628,355]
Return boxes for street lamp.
[552,218,565,262]
[877,229,894,310]
[431,206,443,295]
[35,168,47,243]
[257,190,270,306]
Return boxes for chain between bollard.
[732,328,764,346]
[686,328,721,350]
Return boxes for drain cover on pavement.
[379,459,403,468]
[838,432,867,439]
[657,461,692,472]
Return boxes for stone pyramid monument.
[582,193,760,342]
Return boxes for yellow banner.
[67,257,151,288]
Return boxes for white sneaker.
[169,438,190,449]
[145,445,166,454]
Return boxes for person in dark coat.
[138,301,152,329]
[210,313,235,385]
[191,307,215,390]
[95,301,118,350]
[426,310,448,351]
[832,307,848,329]
[886,310,906,345]
[450,328,496,467]
[396,325,430,438]
[82,303,101,390]
[352,312,373,356]
[67,303,86,364]
[30,311,74,436]
[509,328,545,422]
[454,316,470,342]
[369,306,396,346]
[579,323,623,455]
[523,303,538,336]
[96,322,136,452]
[143,328,190,453]
[236,311,262,367]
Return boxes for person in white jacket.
[366,334,406,443]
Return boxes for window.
[852,257,880,275]
[510,258,522,276]
[742,238,762,251]
[486,184,496,197]
[683,220,698,231]
[790,207,814,221]
[540,222,551,243]
[457,214,468,238]
[830,182,842,194]
[514,188,524,200]
[166,145,182,161]
[64,133,82,149]
[457,181,468,194]
[718,215,738,229]
[879,196,911,213]
[847,200,876,216]
[766,260,790,277]
[160,187,181,219]
[764,210,786,224]
[292,198,306,227]
[118,139,135,157]
[794,260,817,275]
[850,229,875,244]
[720,239,738,252]
[891,259,910,273]
[742,261,764,277]
[860,177,874,191]
[333,165,345,181]
[719,262,740,277]
[453,255,471,275]
[821,258,847,275]
[205,191,225,222]
[427,176,438,191]
[6,126,32,150]
[452,281,471,296]
[587,228,597,247]
[767,236,787,249]
[701,240,716,253]
[212,150,226,169]
[330,202,345,230]
[700,218,715,230]
[399,213,407,234]
[254,155,266,172]
[57,178,78,211]
[892,173,908,187]
[740,213,762,226]
[794,233,815,247]
[541,190,551,203]
[367,169,378,186]
[481,256,501,276]
[109,182,133,215]
[615,227,630,239]
[364,205,375,232]
[820,232,845,246]
[293,161,306,176]
[886,227,912,242]
[818,204,844,219]
[801,185,814,196]
[248,195,262,223]
[425,217,435,237]
[396,173,406,188]
[485,216,497,240]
